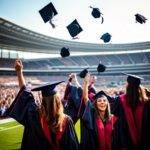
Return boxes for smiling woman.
[80,73,123,150]
[94,94,110,122]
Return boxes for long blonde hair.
[40,93,65,132]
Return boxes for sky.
[0,0,150,45]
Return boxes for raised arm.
[82,73,90,104]
[14,59,26,89]
[69,73,81,87]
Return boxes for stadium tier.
[0,17,150,77]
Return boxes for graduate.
[108,74,150,150]
[80,73,123,150]
[64,73,82,124]
[63,73,95,124]
[6,60,79,150]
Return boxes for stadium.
[0,0,150,149]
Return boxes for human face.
[90,76,97,84]
[96,96,108,112]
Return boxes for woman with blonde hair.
[7,60,79,150]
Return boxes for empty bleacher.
[0,52,150,70]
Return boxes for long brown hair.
[94,96,111,123]
[126,84,148,109]
[40,93,65,132]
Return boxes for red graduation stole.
[88,92,95,101]
[40,115,67,146]
[96,115,118,150]
[120,94,144,146]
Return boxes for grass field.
[0,119,80,150]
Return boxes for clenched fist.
[14,59,23,72]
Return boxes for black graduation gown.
[109,95,150,150]
[80,100,123,150]
[64,85,83,124]
[6,86,79,150]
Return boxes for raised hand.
[84,73,90,85]
[14,59,25,88]
[15,59,23,72]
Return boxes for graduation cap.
[90,6,104,23]
[39,2,58,28]
[97,63,106,73]
[31,81,64,97]
[123,73,143,86]
[60,47,70,57]
[100,33,111,43]
[94,90,107,100]
[79,68,89,78]
[67,19,83,39]
[135,14,147,24]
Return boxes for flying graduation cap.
[97,63,106,73]
[39,2,58,28]
[60,47,70,58]
[135,14,147,24]
[79,68,89,78]
[90,6,104,24]
[100,33,111,43]
[67,19,83,39]
[31,81,64,97]
[123,73,143,86]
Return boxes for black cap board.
[100,33,111,43]
[60,47,70,57]
[67,19,83,38]
[135,14,147,24]
[123,73,143,86]
[79,68,89,78]
[90,6,104,23]
[31,81,64,97]
[97,63,106,72]
[94,90,107,100]
[39,2,58,28]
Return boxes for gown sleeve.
[82,100,95,130]
[64,85,83,123]
[60,116,79,150]
[107,96,120,115]
[6,86,36,125]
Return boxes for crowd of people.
[0,59,150,150]
[0,76,42,118]
[0,77,125,118]
[0,86,18,117]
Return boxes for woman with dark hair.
[6,60,79,150]
[80,73,122,150]
[108,73,150,150]
[63,73,97,124]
